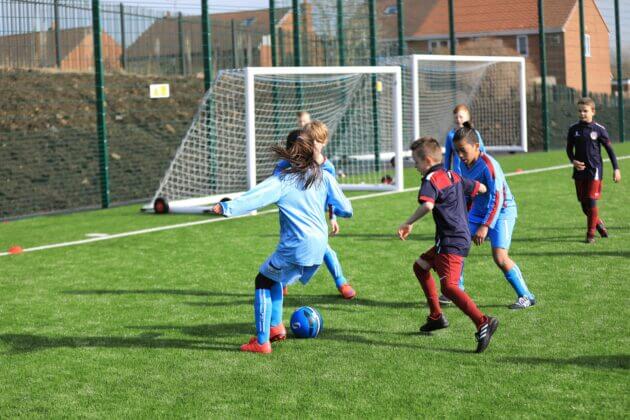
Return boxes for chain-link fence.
[0,0,628,218]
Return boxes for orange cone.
[8,246,23,255]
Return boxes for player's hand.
[573,160,586,171]
[613,169,621,183]
[473,225,489,245]
[330,220,340,236]
[398,223,413,240]
[212,203,223,215]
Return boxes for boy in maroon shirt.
[566,97,621,243]
[397,137,498,353]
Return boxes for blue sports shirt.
[459,152,516,228]
[220,171,352,266]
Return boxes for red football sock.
[436,254,485,328]
[587,206,599,236]
[413,262,441,318]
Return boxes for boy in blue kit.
[276,120,357,299]
[453,122,536,309]
[566,97,621,243]
[210,128,353,354]
[398,137,498,353]
[444,104,486,174]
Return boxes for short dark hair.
[577,97,596,110]
[453,121,480,145]
[410,136,443,162]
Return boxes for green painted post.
[178,12,185,75]
[119,3,126,69]
[269,0,277,66]
[397,0,405,55]
[231,19,237,68]
[578,0,587,96]
[368,0,380,172]
[91,0,110,208]
[201,0,212,91]
[538,0,550,151]
[448,0,456,54]
[292,0,301,66]
[54,0,61,68]
[614,0,624,143]
[336,0,345,65]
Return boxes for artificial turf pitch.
[1,145,628,417]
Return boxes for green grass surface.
[1,146,629,417]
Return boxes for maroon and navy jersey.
[566,121,619,180]
[418,164,482,256]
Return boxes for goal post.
[381,54,528,153]
[145,66,404,214]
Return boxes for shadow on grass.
[500,355,629,370]
[0,333,237,355]
[62,289,250,298]
[510,250,630,258]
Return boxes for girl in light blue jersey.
[211,128,353,353]
[452,122,536,310]
[444,104,486,174]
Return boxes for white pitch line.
[2,155,628,257]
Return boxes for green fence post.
[178,12,185,75]
[269,0,277,66]
[231,19,237,68]
[538,0,550,151]
[336,0,345,65]
[368,0,380,172]
[578,0,587,96]
[91,0,110,208]
[292,0,301,66]
[614,0,624,143]
[201,0,212,91]
[54,0,61,68]
[448,0,456,54]
[397,0,404,56]
[119,3,126,70]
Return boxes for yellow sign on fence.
[149,84,170,99]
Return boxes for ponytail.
[454,121,480,145]
[272,129,322,189]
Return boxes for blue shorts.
[469,218,516,250]
[259,252,320,286]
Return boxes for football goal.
[381,54,527,152]
[145,66,403,214]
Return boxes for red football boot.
[338,283,356,300]
[240,337,272,354]
[270,324,287,342]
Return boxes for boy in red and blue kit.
[398,137,498,353]
[566,97,621,243]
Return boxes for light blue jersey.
[274,158,335,177]
[220,171,352,266]
[459,152,516,229]
[444,128,486,174]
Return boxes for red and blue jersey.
[418,164,482,256]
[566,120,619,181]
[460,152,517,228]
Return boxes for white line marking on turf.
[85,233,109,238]
[2,155,628,257]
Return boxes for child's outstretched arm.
[210,176,283,217]
[325,173,353,218]
[398,202,433,240]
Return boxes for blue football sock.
[323,246,347,288]
[270,281,284,327]
[254,288,272,344]
[504,264,535,300]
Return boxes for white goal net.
[380,54,527,152]
[147,66,403,213]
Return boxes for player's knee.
[440,281,458,298]
[493,254,510,270]
[414,258,430,273]
[255,272,275,289]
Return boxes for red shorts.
[575,179,602,202]
[419,247,464,284]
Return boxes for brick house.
[0,25,121,72]
[125,6,313,75]
[378,0,611,93]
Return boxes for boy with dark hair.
[397,137,498,353]
[566,97,621,243]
